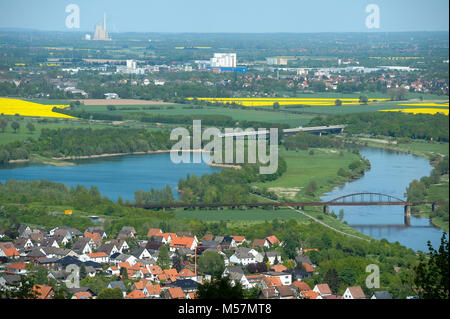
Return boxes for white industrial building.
[210,53,237,68]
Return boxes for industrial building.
[210,53,237,68]
[93,13,111,41]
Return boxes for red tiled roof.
[291,280,310,291]
[231,236,245,243]
[73,292,92,299]
[347,286,366,299]
[145,284,162,296]
[302,290,319,299]
[167,287,186,299]
[87,252,108,258]
[270,265,287,272]
[170,236,195,248]
[302,263,314,273]
[315,283,332,295]
[147,228,163,238]
[264,276,282,287]
[32,285,53,299]
[179,268,195,277]
[126,290,147,299]
[266,235,280,245]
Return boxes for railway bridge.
[127,193,447,226]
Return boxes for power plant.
[93,13,111,41]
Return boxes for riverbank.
[345,136,449,232]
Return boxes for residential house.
[229,248,262,266]
[276,285,295,299]
[231,236,247,246]
[6,262,27,275]
[147,228,163,238]
[72,292,93,299]
[72,238,94,255]
[222,266,250,289]
[14,238,34,250]
[169,236,197,252]
[265,272,292,286]
[97,243,119,256]
[86,252,109,264]
[132,247,152,260]
[126,290,147,299]
[143,284,162,298]
[252,239,266,249]
[313,283,332,298]
[32,284,54,299]
[0,242,20,259]
[264,251,282,265]
[165,287,186,299]
[107,281,127,297]
[343,286,366,299]
[371,291,393,299]
[265,235,280,247]
[169,279,199,293]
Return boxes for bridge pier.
[323,205,329,214]
[432,203,436,212]
[404,205,411,226]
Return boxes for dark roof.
[169,279,199,291]
[132,247,148,258]
[56,256,102,269]
[372,291,393,299]
[108,281,126,292]
[295,256,312,265]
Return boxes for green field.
[174,208,309,222]
[253,147,363,201]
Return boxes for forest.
[309,112,449,142]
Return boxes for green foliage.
[414,233,449,299]
[157,245,171,270]
[196,276,244,299]
[198,251,225,276]
[309,112,449,142]
[97,287,124,299]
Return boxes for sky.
[0,0,448,33]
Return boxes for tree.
[0,118,7,132]
[196,276,244,299]
[119,266,128,279]
[157,245,171,270]
[79,264,87,280]
[335,99,342,106]
[273,102,280,110]
[305,181,318,196]
[414,233,449,299]
[323,268,340,294]
[11,121,20,133]
[338,209,344,221]
[359,95,368,105]
[97,287,124,299]
[339,267,357,287]
[197,251,225,276]
[106,105,116,111]
[26,122,35,134]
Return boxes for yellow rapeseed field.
[380,108,449,115]
[0,98,75,118]
[187,97,389,107]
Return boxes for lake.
[0,153,221,201]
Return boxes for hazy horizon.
[0,0,448,33]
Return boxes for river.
[321,147,445,251]
[0,152,221,201]
[1,147,445,251]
